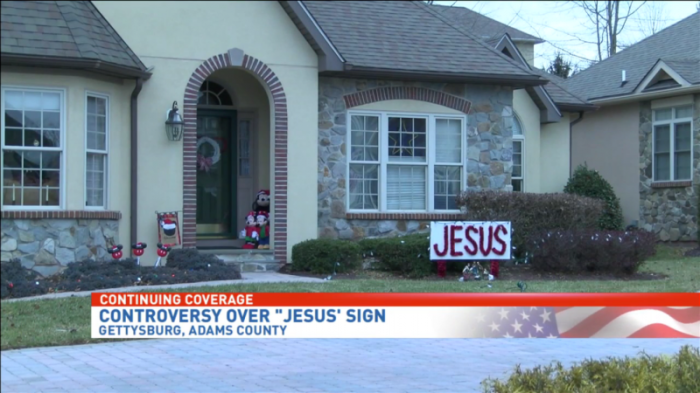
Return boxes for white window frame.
[651,105,694,182]
[84,91,110,209]
[346,110,467,213]
[512,114,525,192]
[1,86,67,210]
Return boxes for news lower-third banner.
[91,293,700,339]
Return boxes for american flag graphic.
[475,307,700,338]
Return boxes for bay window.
[347,112,466,212]
[85,93,109,208]
[2,87,64,208]
[653,105,693,181]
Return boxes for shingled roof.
[430,3,545,44]
[564,12,699,101]
[1,1,150,79]
[301,1,546,85]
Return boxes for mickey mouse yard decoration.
[154,243,172,267]
[256,211,270,249]
[132,242,147,265]
[252,189,270,215]
[108,245,123,260]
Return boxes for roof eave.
[279,1,345,72]
[326,66,548,87]
[1,53,153,80]
[556,103,599,112]
[589,84,700,105]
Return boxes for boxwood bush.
[481,345,700,393]
[456,190,603,257]
[526,229,657,274]
[564,163,624,230]
[291,239,362,274]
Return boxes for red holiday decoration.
[108,244,123,260]
[132,242,147,257]
[156,243,172,257]
[437,260,447,278]
[241,211,260,249]
[490,260,500,278]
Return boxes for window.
[347,112,465,212]
[511,115,524,192]
[85,94,108,208]
[198,81,233,106]
[2,88,63,208]
[653,105,693,181]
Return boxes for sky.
[433,1,699,70]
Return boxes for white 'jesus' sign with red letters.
[429,221,511,261]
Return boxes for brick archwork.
[343,86,472,113]
[182,48,288,263]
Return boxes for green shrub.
[564,163,624,230]
[371,233,432,278]
[481,345,700,393]
[527,229,657,275]
[291,239,361,274]
[456,191,603,257]
[697,184,699,244]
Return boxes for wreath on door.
[197,136,221,172]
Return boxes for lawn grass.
[1,244,698,351]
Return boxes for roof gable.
[635,59,692,93]
[564,12,700,101]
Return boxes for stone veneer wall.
[1,219,119,276]
[639,94,700,241]
[318,77,514,239]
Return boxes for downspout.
[569,111,584,176]
[130,78,144,255]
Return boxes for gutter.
[587,85,700,106]
[330,66,548,87]
[130,78,144,255]
[569,111,585,176]
[1,54,152,80]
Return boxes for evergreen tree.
[546,52,575,79]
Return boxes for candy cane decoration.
[132,242,147,265]
[155,243,171,267]
[108,244,123,260]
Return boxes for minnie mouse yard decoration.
[108,245,123,260]
[240,211,259,249]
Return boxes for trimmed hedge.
[564,163,624,230]
[291,239,362,274]
[456,191,604,257]
[527,229,657,275]
[481,345,700,393]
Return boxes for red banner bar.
[91,293,700,307]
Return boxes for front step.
[201,250,282,272]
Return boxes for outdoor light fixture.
[165,101,184,141]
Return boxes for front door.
[196,111,237,239]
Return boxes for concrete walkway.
[2,273,324,303]
[1,338,696,392]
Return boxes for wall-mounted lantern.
[165,101,184,141]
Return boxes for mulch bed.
[280,263,667,282]
[684,247,700,257]
[1,256,242,300]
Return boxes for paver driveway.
[1,339,696,392]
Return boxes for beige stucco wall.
[572,103,640,225]
[94,1,319,260]
[515,42,535,68]
[513,89,541,192]
[1,68,134,242]
[540,113,571,193]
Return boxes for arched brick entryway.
[182,48,288,264]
